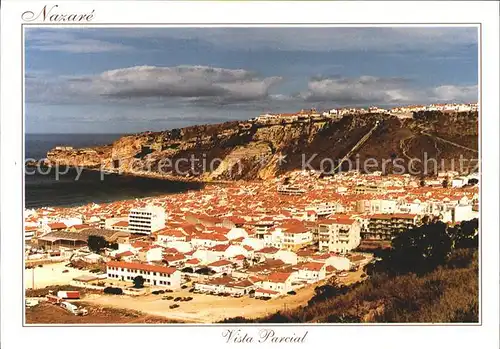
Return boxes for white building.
[275,250,298,265]
[106,261,181,289]
[305,201,344,216]
[128,206,166,235]
[259,272,294,295]
[296,262,327,283]
[137,246,163,262]
[318,218,361,253]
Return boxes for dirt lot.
[25,302,176,324]
[25,262,96,289]
[25,266,368,324]
[80,285,316,323]
[79,270,367,323]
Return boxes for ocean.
[25,134,202,209]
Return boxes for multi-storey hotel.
[361,213,419,241]
[128,205,166,235]
[318,218,361,253]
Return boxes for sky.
[25,27,478,134]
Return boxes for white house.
[259,272,294,294]
[207,259,234,274]
[241,237,266,251]
[254,288,280,298]
[164,240,193,253]
[106,261,182,289]
[254,247,280,261]
[137,246,163,262]
[192,248,221,264]
[191,233,229,248]
[224,244,249,259]
[296,262,326,283]
[226,227,249,241]
[311,253,351,271]
[156,229,189,245]
[274,250,298,265]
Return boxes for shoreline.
[25,162,239,186]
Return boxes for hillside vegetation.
[221,219,479,323]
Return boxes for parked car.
[62,270,69,273]
[339,272,349,277]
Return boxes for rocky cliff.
[45,111,479,181]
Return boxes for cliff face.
[45,112,479,180]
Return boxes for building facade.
[361,213,419,240]
[128,206,166,235]
[106,261,181,289]
[318,218,361,253]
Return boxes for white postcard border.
[1,1,499,348]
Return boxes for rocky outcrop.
[45,112,479,181]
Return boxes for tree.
[419,178,426,187]
[448,218,478,249]
[442,178,449,188]
[467,178,479,186]
[374,222,453,276]
[87,235,107,254]
[104,287,123,295]
[195,267,211,275]
[242,258,250,269]
[133,275,145,288]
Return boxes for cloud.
[25,30,133,53]
[93,27,478,53]
[299,76,477,105]
[26,65,283,105]
[431,85,478,102]
[300,76,416,104]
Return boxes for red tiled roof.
[116,251,134,257]
[299,262,325,271]
[48,222,67,229]
[208,259,233,267]
[112,220,128,227]
[71,224,90,229]
[255,288,279,295]
[257,247,279,254]
[211,244,230,252]
[185,258,201,265]
[107,261,177,275]
[266,272,292,283]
